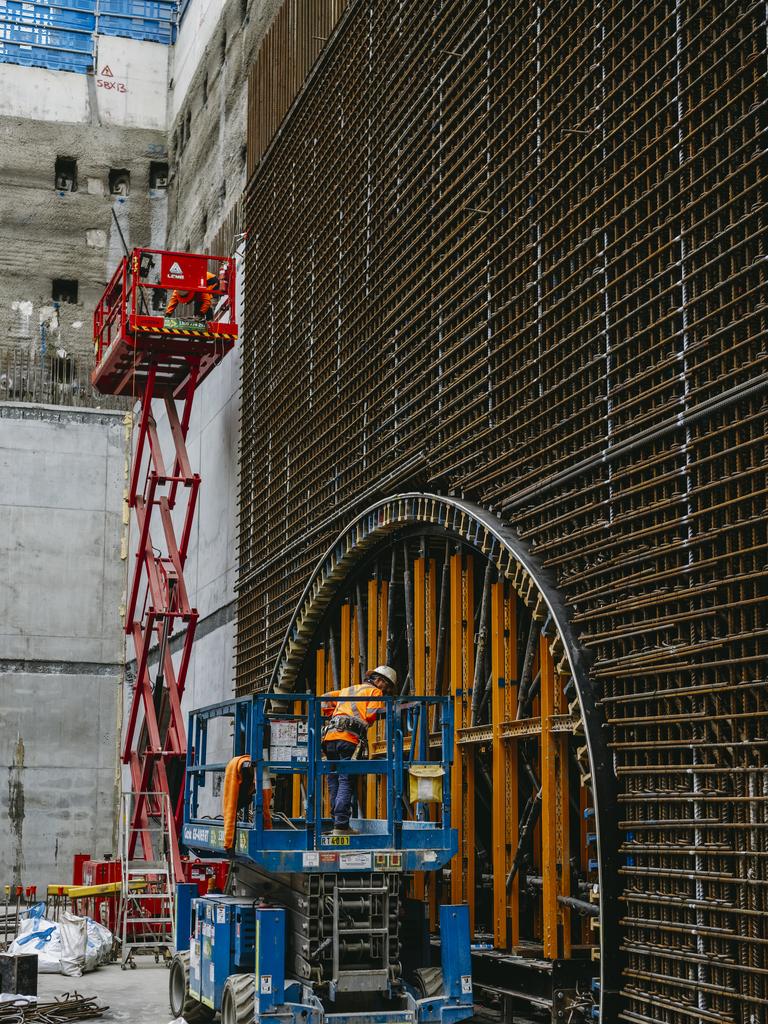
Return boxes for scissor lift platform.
[182,693,457,873]
[93,249,237,880]
[91,248,237,398]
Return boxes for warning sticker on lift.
[260,976,272,994]
[303,852,320,868]
[461,976,472,995]
[339,852,372,871]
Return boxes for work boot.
[333,825,358,835]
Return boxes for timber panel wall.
[239,2,768,1021]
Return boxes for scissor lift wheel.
[169,951,215,1023]
[221,973,255,1024]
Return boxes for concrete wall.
[166,0,282,250]
[146,0,283,719]
[0,37,168,130]
[0,45,169,367]
[0,402,126,892]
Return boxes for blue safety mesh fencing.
[0,0,176,74]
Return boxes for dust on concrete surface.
[36,961,172,1024]
[8,735,25,889]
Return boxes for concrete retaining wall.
[0,48,169,367]
[0,402,126,892]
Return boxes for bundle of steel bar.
[0,993,106,1021]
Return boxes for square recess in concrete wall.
[86,229,107,248]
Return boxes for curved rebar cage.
[262,494,619,1022]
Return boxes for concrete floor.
[36,960,173,1023]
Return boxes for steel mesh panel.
[239,1,768,1019]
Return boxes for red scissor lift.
[92,248,237,882]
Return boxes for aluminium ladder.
[119,791,175,968]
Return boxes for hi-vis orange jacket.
[165,272,217,317]
[222,755,271,848]
[322,683,385,745]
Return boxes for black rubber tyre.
[168,951,215,1023]
[221,973,256,1024]
[413,966,444,998]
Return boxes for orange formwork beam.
[540,634,572,958]
[413,556,436,908]
[491,581,518,950]
[450,552,475,934]
[366,578,380,820]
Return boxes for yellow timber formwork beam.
[491,580,519,950]
[463,557,476,936]
[64,880,146,898]
[540,634,557,957]
[450,551,475,934]
[293,698,302,817]
[540,634,572,958]
[317,646,330,819]
[377,580,388,818]
[340,602,352,688]
[351,606,360,686]
[556,668,572,958]
[449,553,462,908]
[425,557,437,929]
[367,577,381,819]
[413,555,436,913]
[413,556,426,903]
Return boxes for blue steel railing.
[0,0,175,75]
[183,693,457,871]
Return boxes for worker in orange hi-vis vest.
[165,270,217,319]
[321,665,397,835]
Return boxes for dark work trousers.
[322,739,358,826]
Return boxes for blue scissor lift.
[171,694,475,1024]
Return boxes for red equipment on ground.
[68,857,228,934]
[74,859,122,933]
[92,248,237,880]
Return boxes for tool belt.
[322,714,367,743]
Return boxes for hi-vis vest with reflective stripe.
[323,683,385,745]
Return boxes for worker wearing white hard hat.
[320,665,398,835]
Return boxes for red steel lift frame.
[92,248,237,879]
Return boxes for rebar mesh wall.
[246,0,348,174]
[239,2,768,1020]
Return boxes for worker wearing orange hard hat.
[165,271,217,319]
[321,665,397,835]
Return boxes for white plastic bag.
[85,918,113,970]
[8,914,62,973]
[59,912,87,977]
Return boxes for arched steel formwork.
[268,493,620,1022]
